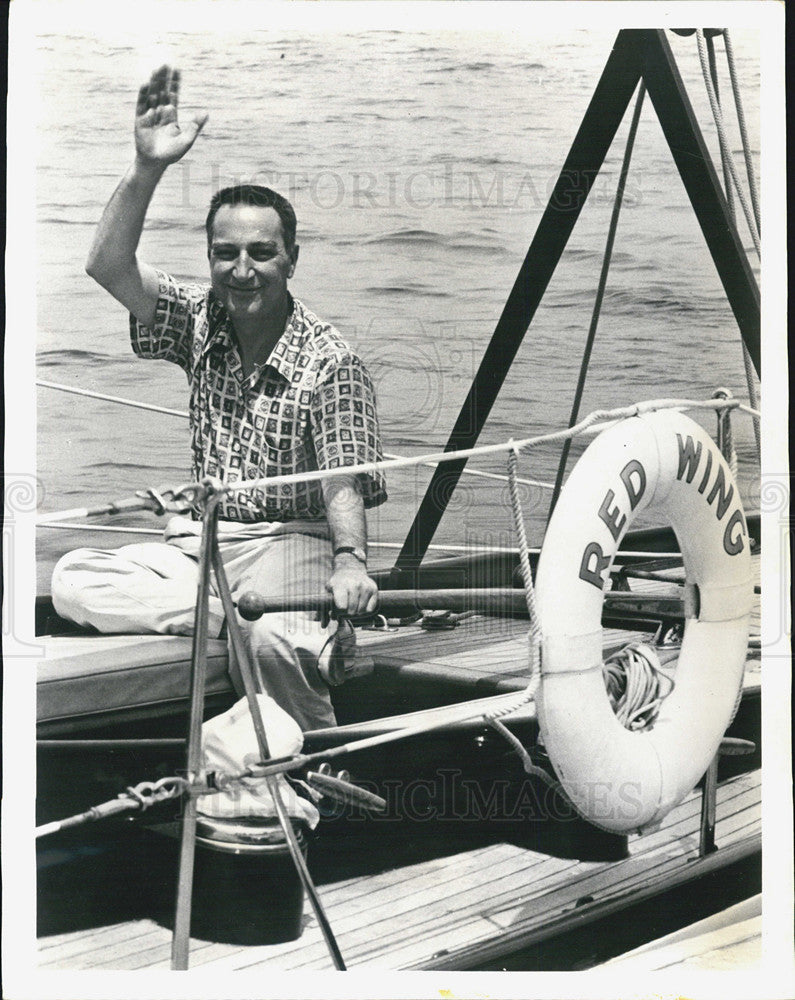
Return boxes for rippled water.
[34,24,760,584]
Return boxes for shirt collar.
[204,292,311,383]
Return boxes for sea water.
[33,24,761,585]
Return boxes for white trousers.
[51,516,337,731]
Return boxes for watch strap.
[333,545,367,565]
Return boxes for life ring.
[534,409,752,833]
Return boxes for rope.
[602,643,674,731]
[37,379,188,418]
[723,30,761,232]
[221,396,758,498]
[486,444,542,713]
[713,390,747,730]
[706,33,735,219]
[696,30,761,258]
[506,447,543,650]
[36,379,759,499]
[36,379,552,491]
[713,388,738,477]
[35,776,190,838]
[548,81,647,518]
[37,522,163,534]
[695,31,762,460]
[740,341,762,461]
[477,445,568,792]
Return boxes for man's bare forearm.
[323,475,367,556]
[322,474,378,614]
[86,158,164,283]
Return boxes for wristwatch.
[334,545,367,566]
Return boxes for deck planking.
[37,553,762,971]
[38,771,761,971]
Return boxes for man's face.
[208,204,298,328]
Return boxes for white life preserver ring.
[535,409,752,833]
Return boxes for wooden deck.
[37,770,760,970]
[36,552,762,971]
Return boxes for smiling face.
[208,204,298,331]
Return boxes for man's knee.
[51,548,99,615]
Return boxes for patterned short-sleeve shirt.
[130,270,387,523]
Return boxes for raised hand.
[134,65,208,167]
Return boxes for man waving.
[53,66,387,730]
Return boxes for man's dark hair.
[206,185,297,252]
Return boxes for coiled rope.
[602,642,674,730]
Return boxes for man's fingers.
[147,66,167,106]
[135,84,149,116]
[340,583,378,616]
[167,67,180,109]
[331,583,350,614]
[140,65,177,113]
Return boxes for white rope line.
[696,30,761,258]
[34,522,537,554]
[716,31,762,462]
[36,522,163,535]
[714,388,739,479]
[740,340,761,462]
[383,452,553,490]
[37,379,189,419]
[37,379,758,502]
[695,31,762,462]
[221,396,759,497]
[479,445,543,730]
[33,521,685,562]
[36,380,553,491]
[723,30,761,232]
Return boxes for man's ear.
[289,244,300,277]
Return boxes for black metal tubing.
[637,30,760,372]
[391,32,643,579]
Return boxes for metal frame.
[169,488,345,971]
[391,28,760,578]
